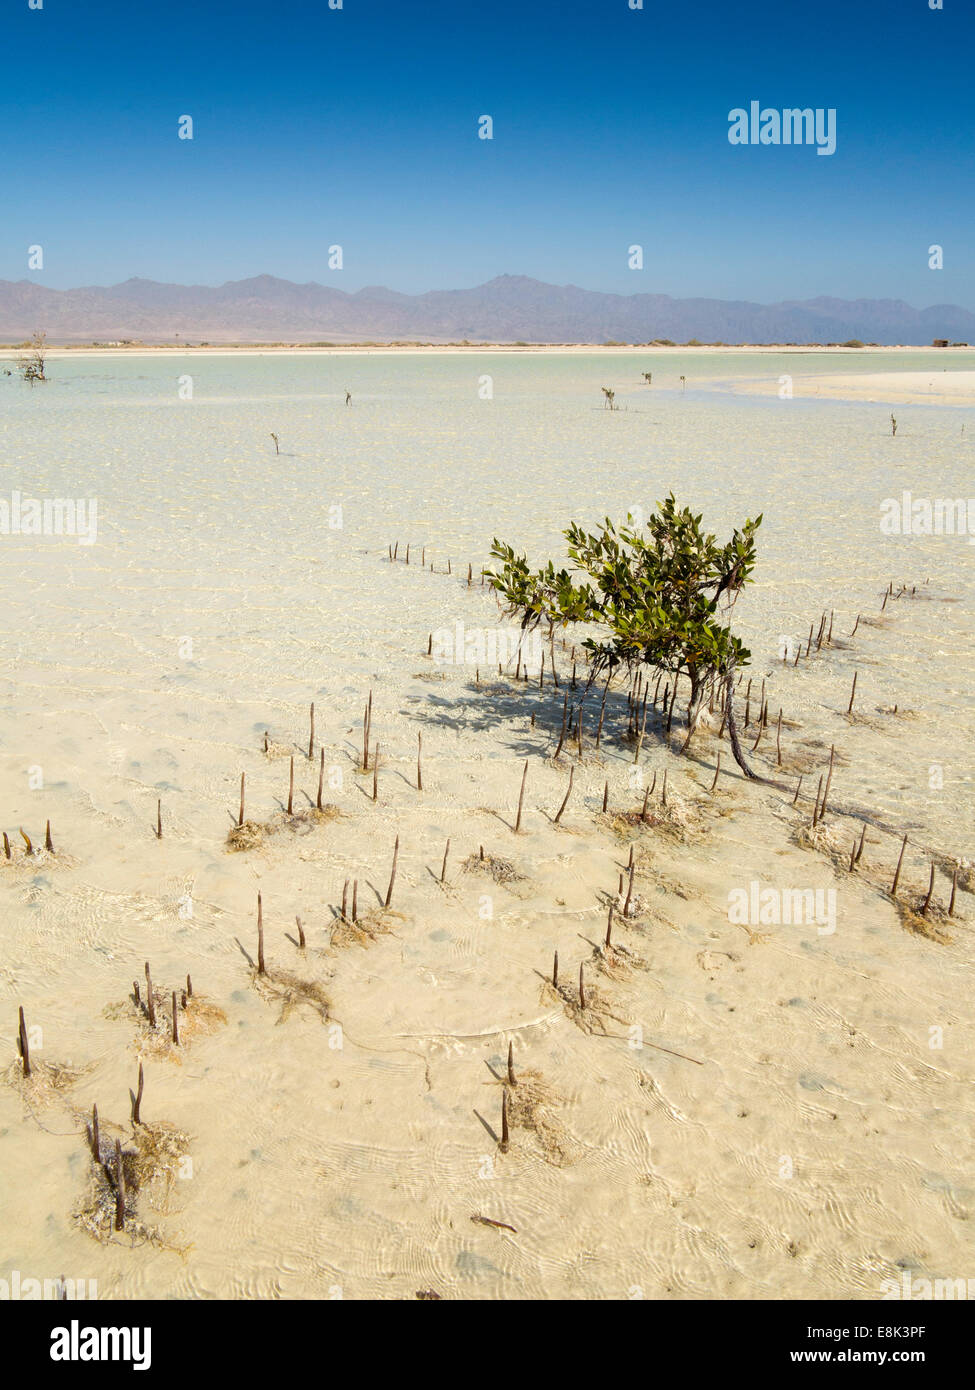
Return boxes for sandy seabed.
[0,351,973,1300]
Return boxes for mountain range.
[1,274,972,346]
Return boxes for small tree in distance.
[17,331,47,384]
[487,495,764,777]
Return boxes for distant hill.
[1,274,972,346]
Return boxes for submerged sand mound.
[226,803,341,852]
[105,986,227,1058]
[502,1068,578,1167]
[462,850,526,884]
[329,906,406,951]
[250,958,332,1023]
[75,1114,192,1250]
[607,791,704,843]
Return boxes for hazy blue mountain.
[1,274,972,345]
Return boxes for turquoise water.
[14,346,975,400]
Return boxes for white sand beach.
[730,369,975,407]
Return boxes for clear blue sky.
[2,0,972,306]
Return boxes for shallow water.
[1,351,972,1300]
[4,350,972,847]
